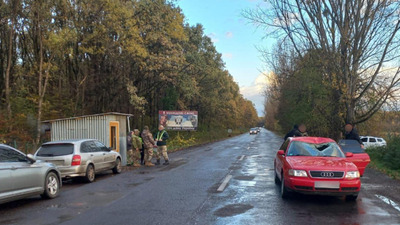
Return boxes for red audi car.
[274,137,361,201]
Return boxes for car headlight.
[288,169,308,177]
[345,171,360,179]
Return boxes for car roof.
[0,144,26,155]
[289,137,336,144]
[361,136,385,140]
[41,139,96,145]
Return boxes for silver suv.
[34,139,122,182]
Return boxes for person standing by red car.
[344,124,364,148]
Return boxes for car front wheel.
[280,173,290,199]
[112,158,122,174]
[274,170,280,185]
[85,164,95,183]
[41,172,60,199]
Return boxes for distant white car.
[360,136,387,148]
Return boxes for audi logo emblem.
[320,172,335,177]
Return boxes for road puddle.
[238,180,257,187]
[234,176,255,181]
[214,203,254,217]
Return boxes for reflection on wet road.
[1,129,400,225]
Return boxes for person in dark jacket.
[344,124,364,148]
[139,132,145,165]
[284,124,308,140]
[155,125,169,165]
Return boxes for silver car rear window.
[37,144,74,156]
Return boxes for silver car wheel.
[42,172,60,199]
[85,164,95,183]
[47,175,58,195]
[112,158,122,174]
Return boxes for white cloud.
[240,72,271,116]
[273,12,298,27]
[226,32,233,38]
[222,53,233,59]
[207,32,219,43]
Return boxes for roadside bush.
[168,132,196,150]
[366,136,400,174]
[167,127,248,151]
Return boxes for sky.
[176,0,273,116]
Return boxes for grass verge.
[366,136,400,180]
[166,128,248,153]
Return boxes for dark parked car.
[0,144,61,204]
[250,128,258,135]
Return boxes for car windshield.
[36,144,74,157]
[250,128,257,131]
[287,141,345,157]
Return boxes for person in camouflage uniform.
[131,129,142,167]
[141,126,156,167]
[126,131,134,165]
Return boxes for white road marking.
[217,175,233,192]
[376,195,400,213]
[239,155,245,161]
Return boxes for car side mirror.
[107,147,113,151]
[345,152,353,157]
[277,150,285,156]
[26,154,36,163]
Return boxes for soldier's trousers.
[156,145,169,161]
[127,149,133,164]
[128,149,140,164]
[144,147,154,162]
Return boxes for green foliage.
[167,127,248,152]
[367,136,400,173]
[269,48,339,138]
[0,0,259,149]
[168,132,196,150]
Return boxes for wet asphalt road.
[1,129,400,225]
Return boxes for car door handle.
[102,153,106,155]
[90,154,94,157]
[11,166,17,170]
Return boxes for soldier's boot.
[163,160,169,165]
[155,159,161,165]
[145,161,155,167]
[133,162,141,167]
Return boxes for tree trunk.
[5,9,14,121]
[35,27,44,147]
[35,10,50,148]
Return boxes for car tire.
[85,164,95,183]
[112,158,122,174]
[280,173,290,199]
[345,194,358,201]
[41,172,60,199]
[274,170,280,185]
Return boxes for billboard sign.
[159,111,198,131]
